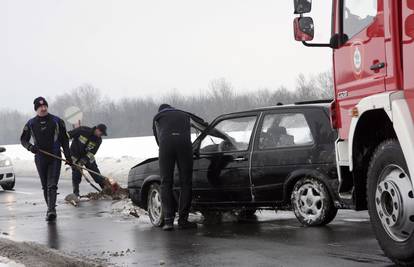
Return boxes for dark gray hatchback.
[128,103,340,227]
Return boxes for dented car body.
[128,103,341,226]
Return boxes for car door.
[192,113,258,204]
[334,0,386,138]
[250,109,317,202]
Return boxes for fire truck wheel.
[367,139,414,266]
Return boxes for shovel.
[39,149,120,193]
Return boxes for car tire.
[147,183,165,227]
[367,139,414,266]
[2,181,15,191]
[291,177,337,227]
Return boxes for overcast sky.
[0,0,333,113]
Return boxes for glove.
[77,158,88,166]
[65,158,73,166]
[28,144,38,154]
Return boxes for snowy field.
[3,136,159,186]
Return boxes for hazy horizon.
[1,0,333,113]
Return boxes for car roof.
[220,100,332,118]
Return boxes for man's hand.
[65,158,73,166]
[77,158,88,166]
[28,144,38,154]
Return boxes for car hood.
[132,157,159,169]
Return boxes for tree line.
[0,72,333,145]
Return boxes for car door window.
[199,116,257,153]
[258,113,314,150]
[343,0,377,39]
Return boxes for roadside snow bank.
[0,238,103,267]
[0,256,25,267]
[3,136,158,186]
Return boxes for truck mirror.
[294,0,312,14]
[0,147,6,153]
[294,17,314,41]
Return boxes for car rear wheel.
[367,139,414,266]
[291,177,337,227]
[1,181,15,191]
[147,183,164,227]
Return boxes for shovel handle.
[39,149,111,181]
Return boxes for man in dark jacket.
[68,124,107,196]
[20,97,72,221]
[153,104,197,231]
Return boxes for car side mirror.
[0,147,6,153]
[294,17,314,41]
[294,0,312,14]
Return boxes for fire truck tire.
[367,139,414,266]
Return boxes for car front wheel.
[291,177,337,227]
[147,183,164,227]
[367,139,414,266]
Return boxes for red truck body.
[294,1,414,264]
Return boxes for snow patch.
[3,136,159,186]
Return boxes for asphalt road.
[0,177,394,267]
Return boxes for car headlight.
[0,159,12,167]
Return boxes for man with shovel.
[68,124,108,197]
[20,97,72,222]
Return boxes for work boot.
[46,209,57,222]
[162,219,174,231]
[177,220,197,230]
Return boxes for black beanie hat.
[158,104,172,112]
[33,97,48,111]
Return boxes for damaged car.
[128,101,340,227]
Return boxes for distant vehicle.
[0,147,15,190]
[128,103,340,227]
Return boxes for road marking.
[4,190,33,195]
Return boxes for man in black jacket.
[68,124,107,196]
[20,97,72,222]
[153,104,197,231]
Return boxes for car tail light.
[330,101,340,129]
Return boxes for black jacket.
[153,108,206,145]
[68,126,102,164]
[20,114,71,160]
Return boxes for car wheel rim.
[149,189,162,224]
[295,182,324,220]
[375,164,414,242]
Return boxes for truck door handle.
[370,62,385,71]
[233,157,248,162]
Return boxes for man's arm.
[82,138,101,164]
[20,122,37,153]
[58,119,72,162]
[153,120,159,145]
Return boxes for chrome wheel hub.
[375,165,414,242]
[149,189,162,223]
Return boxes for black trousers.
[35,155,61,212]
[72,161,105,196]
[159,136,193,224]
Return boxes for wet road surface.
[0,177,394,266]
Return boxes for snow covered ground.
[3,136,159,186]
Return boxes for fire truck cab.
[293,0,414,265]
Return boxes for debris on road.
[0,238,104,267]
[111,199,145,218]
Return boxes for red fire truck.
[293,0,414,265]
